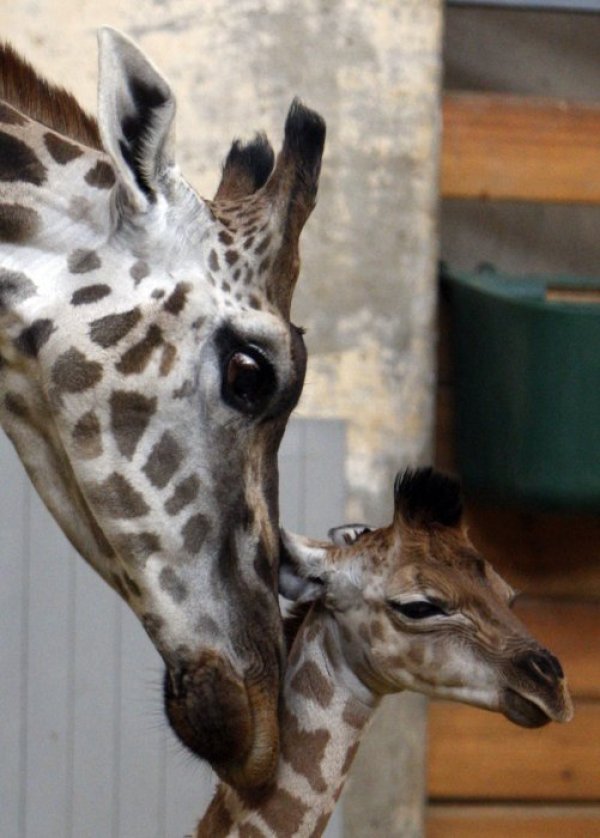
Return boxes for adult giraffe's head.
[0,28,324,790]
[280,469,573,728]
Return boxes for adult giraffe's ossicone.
[0,28,325,791]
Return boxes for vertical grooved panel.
[0,436,29,838]
[1,419,346,836]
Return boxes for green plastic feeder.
[441,265,600,510]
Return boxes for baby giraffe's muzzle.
[502,645,574,728]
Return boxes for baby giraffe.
[197,468,572,837]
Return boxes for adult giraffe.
[0,28,324,792]
[198,469,572,836]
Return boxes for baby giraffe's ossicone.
[197,468,572,838]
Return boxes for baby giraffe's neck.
[197,605,380,838]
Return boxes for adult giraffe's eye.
[388,600,448,620]
[223,348,276,413]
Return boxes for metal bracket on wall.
[447,0,600,12]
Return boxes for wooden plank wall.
[441,93,600,204]
[431,91,600,831]
[0,419,346,838]
[431,294,600,836]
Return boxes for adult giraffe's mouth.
[163,650,279,793]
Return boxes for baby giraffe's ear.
[278,529,330,603]
[328,524,373,546]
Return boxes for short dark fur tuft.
[223,134,275,193]
[394,467,463,529]
[283,98,326,173]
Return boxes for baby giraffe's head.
[280,468,573,728]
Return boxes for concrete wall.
[4,0,442,525]
[442,7,600,277]
[3,3,443,835]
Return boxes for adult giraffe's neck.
[197,605,380,837]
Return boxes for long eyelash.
[508,590,523,607]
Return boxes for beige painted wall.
[4,2,442,834]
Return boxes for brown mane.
[0,41,102,150]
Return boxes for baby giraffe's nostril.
[520,649,564,682]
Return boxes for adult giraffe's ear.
[97,27,176,212]
[278,529,329,603]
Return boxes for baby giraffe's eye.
[388,600,448,620]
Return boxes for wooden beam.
[442,93,600,203]
[427,805,600,838]
[428,701,600,800]
[464,503,600,598]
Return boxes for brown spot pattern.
[0,130,47,185]
[290,660,335,709]
[0,202,40,243]
[84,160,116,189]
[110,572,130,602]
[209,249,219,271]
[199,787,235,836]
[280,705,330,794]
[182,512,209,554]
[71,284,111,305]
[72,410,102,459]
[238,825,265,838]
[130,259,150,284]
[255,234,272,255]
[259,786,309,836]
[159,566,188,602]
[159,343,177,376]
[163,282,190,315]
[164,474,200,516]
[342,698,370,731]
[113,531,161,567]
[116,324,162,375]
[218,230,233,245]
[341,740,360,776]
[51,347,102,393]
[142,613,164,642]
[109,390,157,459]
[13,318,54,357]
[312,811,333,837]
[67,248,101,274]
[142,431,183,489]
[86,472,150,519]
[43,131,83,164]
[0,268,36,311]
[4,392,29,418]
[122,571,142,598]
[90,307,141,348]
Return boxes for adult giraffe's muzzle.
[164,650,280,792]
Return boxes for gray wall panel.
[0,419,346,838]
